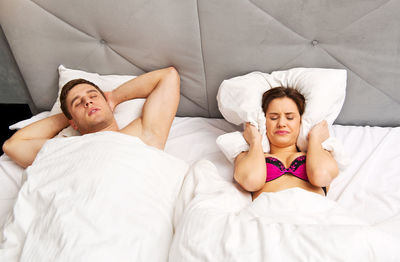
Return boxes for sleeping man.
[0,67,186,261]
[3,66,180,167]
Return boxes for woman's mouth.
[275,130,289,135]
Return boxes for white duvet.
[170,160,400,261]
[1,118,400,261]
[0,131,188,262]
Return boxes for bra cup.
[265,156,308,182]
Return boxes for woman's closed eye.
[285,113,296,120]
[268,113,279,120]
[269,116,294,121]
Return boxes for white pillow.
[49,65,145,137]
[9,111,51,130]
[216,68,348,165]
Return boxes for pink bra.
[265,155,308,182]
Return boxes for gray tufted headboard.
[1,0,399,126]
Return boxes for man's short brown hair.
[60,78,106,119]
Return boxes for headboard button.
[312,40,319,46]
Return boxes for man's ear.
[69,119,78,130]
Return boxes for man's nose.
[84,100,93,107]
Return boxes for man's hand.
[104,91,116,112]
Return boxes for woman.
[234,87,339,200]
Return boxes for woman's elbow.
[234,171,265,192]
[308,168,338,187]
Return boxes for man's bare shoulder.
[119,117,164,150]
[119,117,142,136]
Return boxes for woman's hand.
[243,122,262,146]
[104,91,116,112]
[308,120,329,144]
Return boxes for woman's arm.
[306,120,339,187]
[234,123,266,192]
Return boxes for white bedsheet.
[0,155,24,232]
[0,131,188,261]
[170,160,399,261]
[169,124,400,261]
[0,117,236,229]
[1,117,400,260]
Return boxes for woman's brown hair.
[261,87,305,115]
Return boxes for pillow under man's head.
[49,65,145,137]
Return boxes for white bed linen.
[0,117,237,229]
[0,131,188,261]
[1,117,400,260]
[169,124,400,261]
[170,160,399,261]
[0,155,24,231]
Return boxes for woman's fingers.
[243,122,262,145]
[309,120,329,142]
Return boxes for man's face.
[66,84,114,134]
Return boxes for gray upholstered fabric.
[0,0,399,126]
[0,25,34,109]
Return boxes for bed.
[1,116,400,260]
[1,0,400,261]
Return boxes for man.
[3,67,180,168]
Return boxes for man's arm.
[110,67,180,149]
[2,113,69,168]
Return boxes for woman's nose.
[277,118,287,127]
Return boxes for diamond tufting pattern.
[0,0,399,125]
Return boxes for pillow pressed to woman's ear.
[216,68,349,169]
[49,65,145,137]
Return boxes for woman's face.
[265,97,301,149]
